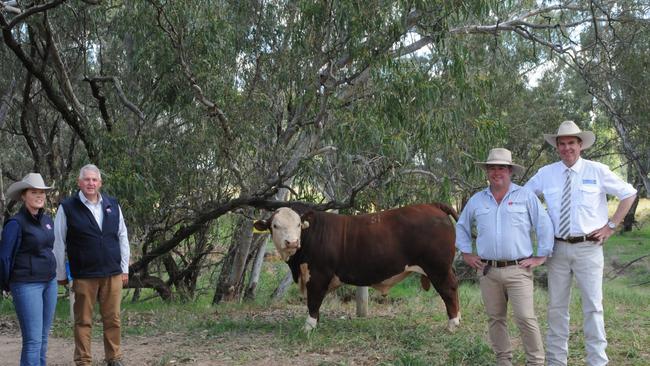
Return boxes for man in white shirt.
[525,121,637,366]
[53,164,130,366]
[457,148,554,366]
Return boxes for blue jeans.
[10,279,58,366]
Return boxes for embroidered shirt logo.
[106,207,112,214]
[46,224,52,230]
[582,179,597,184]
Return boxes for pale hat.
[6,173,52,201]
[543,120,595,149]
[475,148,525,176]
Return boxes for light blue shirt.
[456,183,554,260]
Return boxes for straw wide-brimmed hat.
[543,120,595,149]
[6,173,52,201]
[475,148,525,176]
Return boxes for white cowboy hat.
[543,120,595,149]
[6,173,52,201]
[475,148,525,176]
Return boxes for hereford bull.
[254,203,460,332]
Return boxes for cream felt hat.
[6,173,52,201]
[475,148,525,176]
[543,120,595,149]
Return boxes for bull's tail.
[434,202,459,222]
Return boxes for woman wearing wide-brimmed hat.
[1,173,57,366]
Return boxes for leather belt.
[480,259,524,268]
[555,235,598,244]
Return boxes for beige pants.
[546,241,607,366]
[72,274,123,366]
[479,265,545,366]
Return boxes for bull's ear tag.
[253,220,270,233]
[301,221,310,229]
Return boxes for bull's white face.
[270,207,304,260]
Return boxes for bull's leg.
[304,274,330,332]
[428,268,461,331]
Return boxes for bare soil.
[0,315,366,366]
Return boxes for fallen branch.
[606,253,650,279]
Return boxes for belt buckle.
[570,235,586,243]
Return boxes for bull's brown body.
[259,203,461,329]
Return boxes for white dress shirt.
[53,191,130,281]
[525,157,637,237]
[456,183,554,260]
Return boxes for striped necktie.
[558,169,572,239]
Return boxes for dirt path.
[0,332,218,366]
[0,330,354,366]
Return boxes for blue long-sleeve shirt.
[456,183,554,260]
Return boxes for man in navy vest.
[54,164,130,366]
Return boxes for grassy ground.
[1,200,649,365]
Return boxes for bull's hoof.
[446,313,461,332]
[303,316,318,332]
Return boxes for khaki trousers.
[479,265,545,366]
[72,275,123,366]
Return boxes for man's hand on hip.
[519,256,546,269]
[462,252,486,270]
[589,225,614,244]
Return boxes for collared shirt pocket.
[474,207,492,233]
[506,202,528,226]
[542,187,561,211]
[578,184,604,221]
[578,184,602,207]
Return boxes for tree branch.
[3,0,65,30]
[86,76,145,122]
[84,77,113,131]
[0,14,100,161]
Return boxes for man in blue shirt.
[456,148,554,366]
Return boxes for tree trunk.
[213,208,255,304]
[244,235,267,300]
[622,194,639,232]
[213,240,237,304]
[271,271,294,301]
[127,274,173,301]
[623,172,643,232]
[166,225,212,301]
[131,287,141,303]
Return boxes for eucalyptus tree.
[2,0,648,301]
[1,0,479,300]
[440,0,650,194]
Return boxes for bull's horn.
[301,221,310,229]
